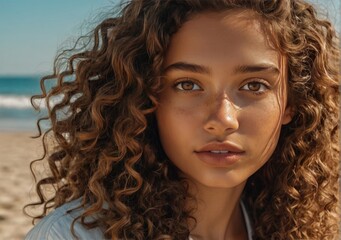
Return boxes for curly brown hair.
[25,0,340,239]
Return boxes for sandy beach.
[0,132,44,240]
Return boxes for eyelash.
[173,78,270,95]
[173,79,202,91]
[240,79,270,95]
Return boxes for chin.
[202,181,244,189]
[190,173,247,189]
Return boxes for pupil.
[249,82,260,91]
[182,82,193,90]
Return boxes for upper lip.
[195,142,244,153]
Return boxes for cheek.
[156,94,205,131]
[240,96,282,133]
[155,95,207,163]
[239,98,283,164]
[156,102,196,148]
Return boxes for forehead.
[165,10,281,69]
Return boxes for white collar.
[240,200,253,240]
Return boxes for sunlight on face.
[156,10,292,188]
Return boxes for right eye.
[174,80,202,91]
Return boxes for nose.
[203,97,239,136]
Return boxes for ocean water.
[0,76,49,131]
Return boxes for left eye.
[241,81,268,93]
[175,81,201,91]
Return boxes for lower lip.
[195,151,244,167]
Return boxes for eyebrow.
[162,61,280,75]
[233,64,280,75]
[162,62,210,74]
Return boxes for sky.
[0,0,339,76]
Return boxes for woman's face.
[156,10,292,188]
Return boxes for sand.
[0,132,44,240]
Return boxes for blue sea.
[0,76,50,131]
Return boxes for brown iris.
[247,82,261,91]
[180,81,195,90]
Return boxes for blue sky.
[0,0,339,75]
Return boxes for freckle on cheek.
[175,106,191,116]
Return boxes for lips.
[196,142,244,153]
[194,142,245,166]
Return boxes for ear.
[281,106,294,125]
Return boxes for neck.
[187,180,247,240]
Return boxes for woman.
[25,0,339,239]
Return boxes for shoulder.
[25,199,106,240]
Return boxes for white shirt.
[25,199,253,240]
